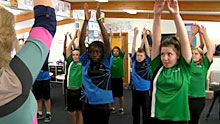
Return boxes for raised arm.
[79,3,90,54]
[109,30,113,48]
[120,31,125,52]
[66,29,80,58]
[152,0,164,60]
[189,24,199,47]
[132,27,139,56]
[199,25,215,61]
[12,0,57,82]
[96,4,111,56]
[168,0,191,63]
[34,0,53,8]
[63,32,68,57]
[198,25,205,50]
[143,28,151,57]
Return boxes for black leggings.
[188,97,206,124]
[132,90,151,124]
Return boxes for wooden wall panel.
[105,12,220,22]
[16,19,75,34]
[16,12,34,23]
[71,1,220,11]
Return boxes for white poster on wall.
[88,21,101,42]
[17,0,33,10]
[72,10,84,20]
[53,0,71,17]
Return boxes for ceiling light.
[123,9,137,14]
[96,0,108,2]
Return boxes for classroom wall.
[105,18,220,53]
[48,18,220,65]
[49,23,76,63]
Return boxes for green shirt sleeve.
[66,55,73,69]
[203,55,212,71]
[150,55,162,79]
[120,50,125,59]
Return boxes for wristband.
[97,17,103,21]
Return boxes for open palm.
[154,0,165,15]
[84,3,91,21]
[96,3,101,19]
[199,25,207,35]
[167,0,179,15]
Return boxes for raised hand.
[154,0,165,15]
[199,25,207,35]
[65,32,69,37]
[96,3,101,19]
[192,24,199,35]
[142,27,148,36]
[167,0,179,15]
[134,27,139,36]
[74,29,80,39]
[110,30,113,38]
[84,3,91,21]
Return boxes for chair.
[206,70,220,120]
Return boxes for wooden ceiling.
[16,1,220,23]
[70,1,220,21]
[15,0,220,33]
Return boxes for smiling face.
[161,46,180,68]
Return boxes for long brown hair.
[192,47,204,65]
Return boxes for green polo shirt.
[151,55,192,121]
[189,56,212,97]
[111,50,125,78]
[66,56,83,88]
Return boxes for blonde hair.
[0,5,17,68]
[192,47,204,65]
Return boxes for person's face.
[72,50,80,62]
[89,46,102,62]
[161,46,179,68]
[136,52,146,62]
[192,49,202,63]
[113,48,120,57]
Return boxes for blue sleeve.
[132,54,136,63]
[146,54,151,63]
[80,51,90,66]
[103,53,111,67]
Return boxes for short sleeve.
[203,55,212,70]
[132,54,136,63]
[103,53,111,67]
[120,50,125,59]
[80,51,90,66]
[150,55,162,79]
